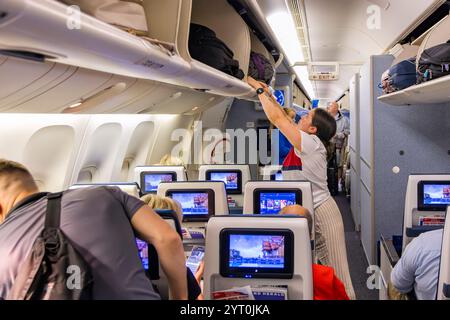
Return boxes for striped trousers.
[315,196,356,300]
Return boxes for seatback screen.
[257,191,299,215]
[418,181,450,211]
[167,190,215,222]
[206,170,242,194]
[141,172,176,193]
[229,234,285,269]
[210,172,239,190]
[135,238,159,280]
[219,229,294,279]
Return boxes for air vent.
[287,0,311,63]
[0,50,48,62]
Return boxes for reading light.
[192,106,199,111]
[68,101,82,109]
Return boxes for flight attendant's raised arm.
[247,77,303,152]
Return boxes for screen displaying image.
[259,192,296,215]
[136,239,149,270]
[186,246,205,275]
[229,234,285,269]
[143,173,174,192]
[423,184,450,205]
[171,192,209,215]
[210,172,239,190]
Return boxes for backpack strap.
[45,192,63,229]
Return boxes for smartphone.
[186,245,205,275]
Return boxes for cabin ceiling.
[258,0,444,102]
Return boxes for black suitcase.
[189,23,245,79]
[327,153,339,196]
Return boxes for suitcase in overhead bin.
[379,58,417,94]
[417,40,450,83]
[248,51,275,85]
[189,23,245,80]
[60,0,148,33]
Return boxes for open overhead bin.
[0,0,260,100]
[175,0,254,96]
[0,0,191,83]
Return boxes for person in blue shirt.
[275,108,310,165]
[391,229,443,300]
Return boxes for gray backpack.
[417,40,450,83]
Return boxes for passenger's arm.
[390,241,418,294]
[247,77,303,152]
[131,205,188,300]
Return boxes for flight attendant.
[247,77,356,299]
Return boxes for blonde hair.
[141,194,183,223]
[157,154,184,166]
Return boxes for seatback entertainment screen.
[219,229,294,279]
[167,189,215,222]
[206,170,242,194]
[253,189,302,215]
[135,238,159,280]
[140,172,176,194]
[418,181,450,211]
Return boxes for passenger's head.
[157,154,185,166]
[327,101,339,117]
[283,108,296,120]
[141,194,183,224]
[279,204,312,238]
[0,159,39,222]
[299,108,337,160]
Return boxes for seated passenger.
[391,229,443,300]
[279,205,350,300]
[141,194,182,223]
[157,154,185,166]
[0,159,187,300]
[140,194,203,300]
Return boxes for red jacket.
[313,264,350,300]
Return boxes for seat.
[437,206,450,300]
[203,215,313,300]
[198,164,251,207]
[402,175,450,251]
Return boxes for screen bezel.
[140,171,177,194]
[253,188,302,215]
[219,228,294,279]
[166,189,215,222]
[136,238,160,280]
[417,180,450,211]
[205,169,242,194]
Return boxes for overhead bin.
[175,0,254,96]
[378,15,450,106]
[0,0,192,82]
[0,0,258,100]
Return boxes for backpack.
[189,23,245,80]
[416,40,450,83]
[248,51,275,85]
[7,193,93,300]
[379,58,417,94]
